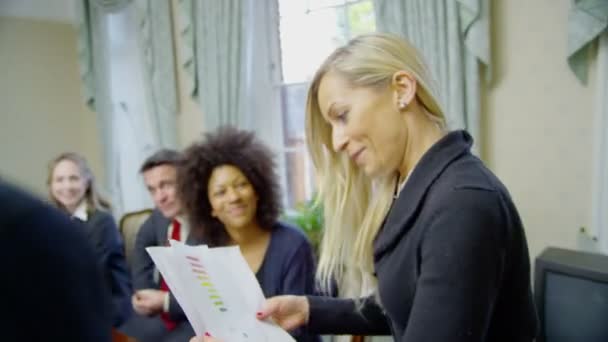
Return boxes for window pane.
[307,0,347,11]
[277,0,375,207]
[278,1,308,17]
[278,0,376,84]
[281,83,309,140]
[347,1,376,37]
[278,2,347,83]
[283,145,310,208]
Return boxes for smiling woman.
[207,165,260,235]
[179,126,321,342]
[47,152,132,328]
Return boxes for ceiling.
[0,0,75,23]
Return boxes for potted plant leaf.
[283,195,323,257]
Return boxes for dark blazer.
[79,209,132,327]
[132,209,200,319]
[0,181,113,341]
[255,222,320,342]
[307,131,539,341]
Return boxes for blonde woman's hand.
[256,295,309,331]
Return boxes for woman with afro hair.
[179,126,320,342]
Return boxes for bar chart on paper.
[147,241,295,342]
[187,255,228,312]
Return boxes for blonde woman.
[194,33,538,342]
[48,152,132,327]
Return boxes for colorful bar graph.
[185,254,228,312]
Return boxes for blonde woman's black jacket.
[307,131,539,341]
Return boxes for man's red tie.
[159,219,181,331]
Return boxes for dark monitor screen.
[544,271,608,341]
[535,247,608,342]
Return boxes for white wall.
[483,0,596,262]
[0,16,104,197]
[0,0,74,23]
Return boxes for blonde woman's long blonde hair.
[47,152,111,213]
[306,33,446,297]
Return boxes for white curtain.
[373,0,490,154]
[178,0,250,132]
[135,0,179,148]
[91,0,132,12]
[177,0,290,205]
[243,0,290,207]
[567,0,608,84]
[75,0,178,217]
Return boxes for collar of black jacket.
[373,130,474,262]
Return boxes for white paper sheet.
[146,241,295,341]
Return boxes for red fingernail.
[204,332,212,337]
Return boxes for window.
[276,0,376,208]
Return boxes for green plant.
[283,196,323,256]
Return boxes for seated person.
[179,126,320,342]
[47,152,132,327]
[121,149,196,342]
[0,180,113,341]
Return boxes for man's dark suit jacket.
[307,131,539,341]
[77,209,132,326]
[132,209,200,319]
[0,181,113,341]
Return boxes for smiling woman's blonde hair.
[306,33,446,297]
